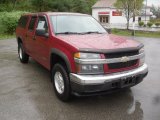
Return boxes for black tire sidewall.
[18,43,29,63]
[18,44,23,61]
[52,63,70,101]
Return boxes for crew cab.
[16,12,148,101]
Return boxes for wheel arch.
[50,48,71,73]
[17,36,23,45]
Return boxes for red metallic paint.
[56,34,140,50]
[16,12,141,74]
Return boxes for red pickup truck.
[16,12,148,101]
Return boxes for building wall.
[109,8,127,24]
[92,7,151,26]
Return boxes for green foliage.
[0,4,13,12]
[112,29,160,38]
[0,0,96,14]
[0,11,27,34]
[155,22,160,27]
[47,0,74,12]
[139,21,144,27]
[0,0,97,35]
[151,5,160,18]
[72,0,89,13]
[112,28,119,33]
[151,18,160,23]
[147,22,153,27]
[114,0,143,29]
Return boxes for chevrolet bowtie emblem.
[121,56,130,62]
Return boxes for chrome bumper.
[70,64,148,85]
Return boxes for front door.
[34,16,50,69]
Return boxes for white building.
[92,0,153,28]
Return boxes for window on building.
[138,17,141,22]
[99,15,109,23]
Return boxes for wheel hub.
[54,72,64,94]
[19,48,22,59]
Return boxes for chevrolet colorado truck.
[16,12,148,101]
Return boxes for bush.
[155,22,160,27]
[139,21,144,27]
[150,19,160,23]
[147,22,153,27]
[0,11,27,34]
[0,4,13,12]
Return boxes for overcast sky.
[147,0,160,6]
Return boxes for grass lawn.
[0,34,15,40]
[112,29,160,38]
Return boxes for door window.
[37,16,48,31]
[28,16,37,31]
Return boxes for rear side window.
[18,16,28,28]
[28,16,37,31]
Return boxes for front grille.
[108,60,138,69]
[105,50,139,58]
[105,50,139,69]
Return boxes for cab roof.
[22,12,90,17]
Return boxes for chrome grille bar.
[74,52,145,65]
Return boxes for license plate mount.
[120,76,136,88]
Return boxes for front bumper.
[70,64,148,95]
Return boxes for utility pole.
[132,0,136,36]
[145,0,148,25]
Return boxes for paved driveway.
[0,37,160,120]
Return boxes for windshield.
[50,15,107,35]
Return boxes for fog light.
[76,64,104,74]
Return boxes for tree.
[114,0,143,29]
[151,5,160,18]
[31,0,46,12]
[0,0,97,14]
[72,0,89,13]
[47,0,73,12]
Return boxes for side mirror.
[36,28,49,38]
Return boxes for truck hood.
[56,34,142,52]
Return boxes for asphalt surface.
[0,37,160,120]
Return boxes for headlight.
[74,52,104,74]
[139,47,144,54]
[74,52,101,59]
[139,47,145,66]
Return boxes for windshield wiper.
[56,31,104,35]
[56,32,80,35]
[80,31,103,35]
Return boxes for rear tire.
[52,63,71,102]
[18,43,29,63]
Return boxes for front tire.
[18,43,29,63]
[52,63,71,102]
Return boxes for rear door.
[34,16,50,69]
[26,16,38,57]
[16,16,29,52]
